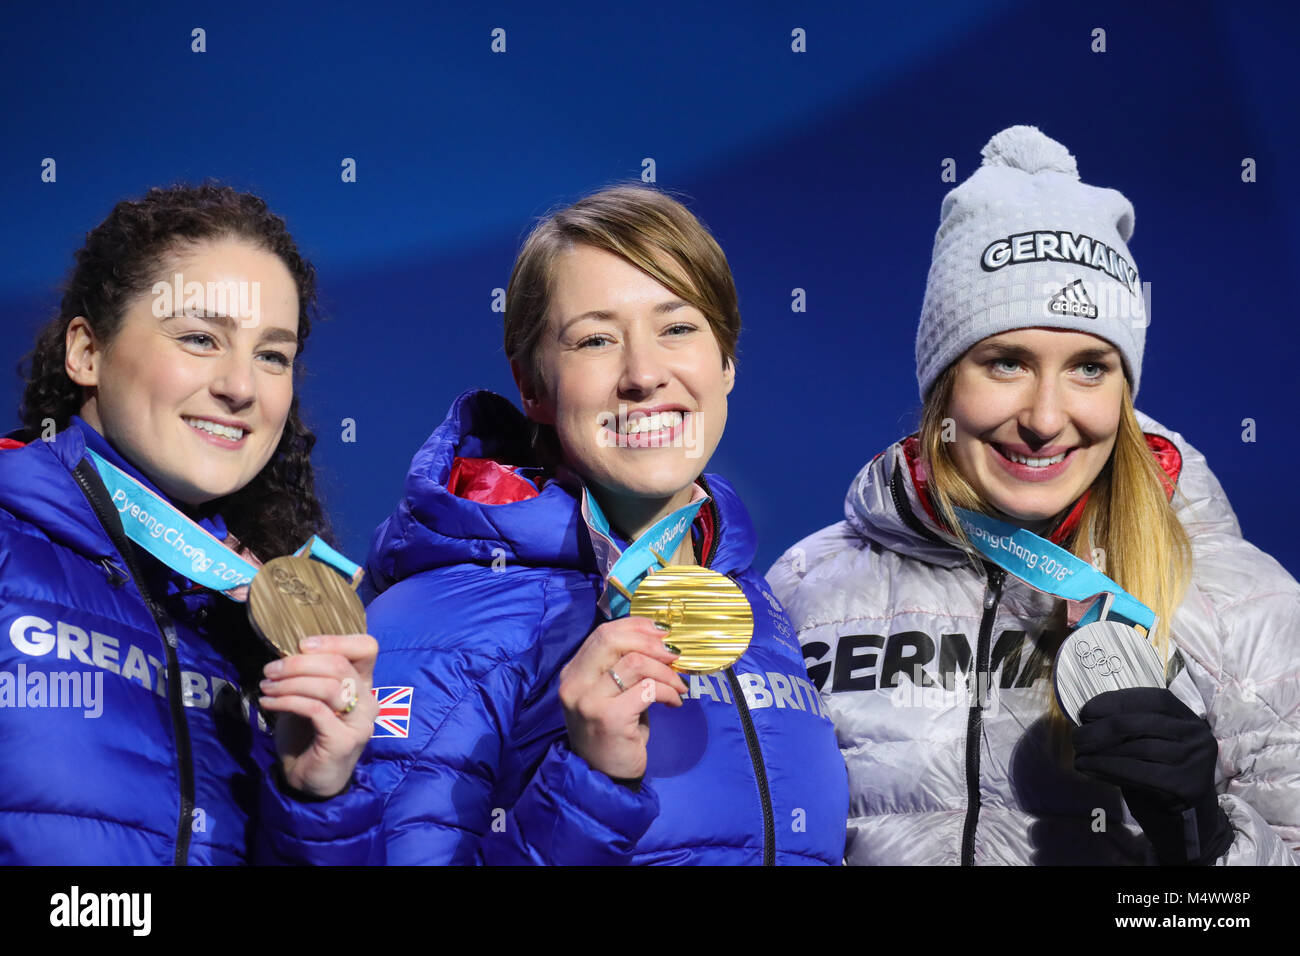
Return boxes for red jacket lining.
[448,456,718,558]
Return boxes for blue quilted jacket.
[0,419,383,864]
[363,390,848,865]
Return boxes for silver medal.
[1053,619,1166,724]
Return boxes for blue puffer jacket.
[0,419,383,864]
[363,390,848,865]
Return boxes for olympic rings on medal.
[1074,638,1123,677]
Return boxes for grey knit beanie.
[915,125,1146,400]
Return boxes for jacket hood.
[1,419,246,569]
[365,389,758,595]
[0,426,116,562]
[845,409,1225,566]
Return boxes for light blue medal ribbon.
[952,505,1156,631]
[581,485,708,619]
[293,536,362,585]
[85,448,361,599]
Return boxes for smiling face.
[946,328,1125,527]
[67,238,300,506]
[518,243,734,523]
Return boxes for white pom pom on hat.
[914,125,1146,400]
[979,125,1079,178]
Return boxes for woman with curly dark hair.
[0,183,383,864]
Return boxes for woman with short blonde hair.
[364,184,847,865]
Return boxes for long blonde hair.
[918,363,1191,661]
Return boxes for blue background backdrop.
[3,0,1297,578]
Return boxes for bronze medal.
[629,565,753,674]
[247,555,367,657]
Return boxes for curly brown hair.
[16,182,331,560]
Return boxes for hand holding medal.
[585,486,753,674]
[1059,616,1230,864]
[259,631,380,799]
[84,448,377,798]
[558,617,688,781]
[950,506,1232,861]
[557,487,756,780]
[249,543,379,798]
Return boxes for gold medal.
[629,565,753,673]
[247,555,367,657]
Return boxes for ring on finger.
[338,677,359,715]
[608,669,627,692]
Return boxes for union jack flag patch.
[371,686,413,738]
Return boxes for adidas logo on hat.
[1048,279,1098,319]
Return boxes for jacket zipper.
[960,564,1004,867]
[73,461,195,866]
[725,667,776,865]
[889,458,951,547]
[695,482,775,865]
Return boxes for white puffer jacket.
[767,411,1299,865]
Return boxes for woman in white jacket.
[768,126,1299,866]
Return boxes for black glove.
[1073,687,1233,865]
